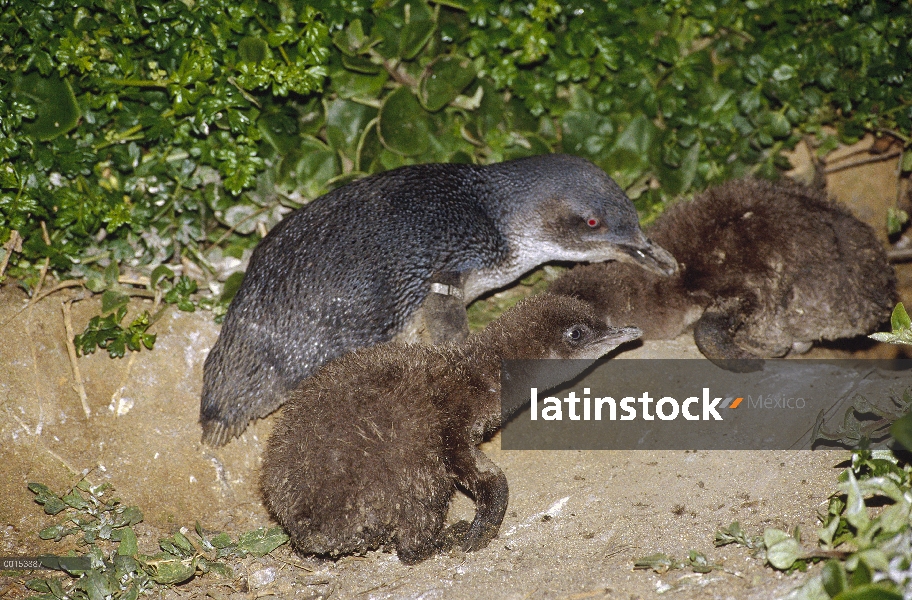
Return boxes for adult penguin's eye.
[587,217,600,228]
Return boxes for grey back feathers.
[260,294,640,564]
[202,154,674,445]
[549,178,897,367]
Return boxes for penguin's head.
[489,294,642,400]
[490,294,640,359]
[492,293,641,415]
[494,154,679,277]
[532,295,641,359]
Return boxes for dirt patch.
[0,286,855,600]
[1,150,909,599]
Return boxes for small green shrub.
[2,0,910,302]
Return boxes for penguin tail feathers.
[199,328,290,446]
[200,417,239,447]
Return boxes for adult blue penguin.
[201,153,676,445]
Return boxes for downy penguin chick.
[549,178,896,368]
[260,294,641,564]
[202,154,676,445]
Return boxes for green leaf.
[768,111,792,139]
[419,56,477,112]
[277,136,338,198]
[118,527,138,556]
[849,558,873,587]
[378,87,431,157]
[329,66,389,99]
[14,72,81,141]
[332,19,370,56]
[209,532,233,549]
[258,112,298,155]
[25,579,51,593]
[325,98,377,159]
[104,262,120,287]
[123,506,143,525]
[632,552,679,573]
[764,528,802,569]
[902,150,912,173]
[341,54,383,74]
[39,524,66,540]
[886,208,908,235]
[77,570,115,600]
[62,490,90,510]
[238,37,270,63]
[613,114,660,156]
[101,290,130,315]
[235,527,289,557]
[832,586,902,600]
[139,554,197,585]
[890,411,912,452]
[855,549,891,573]
[871,303,912,345]
[687,550,715,573]
[842,470,871,532]
[170,531,195,555]
[661,142,700,196]
[85,275,107,293]
[198,558,233,578]
[891,303,911,331]
[29,482,67,515]
[150,266,175,291]
[398,0,436,59]
[821,560,847,597]
[219,272,245,305]
[108,337,126,358]
[772,64,796,81]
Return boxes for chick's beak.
[601,325,643,346]
[583,325,643,359]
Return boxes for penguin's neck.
[462,250,535,303]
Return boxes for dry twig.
[62,300,92,419]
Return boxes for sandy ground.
[1,144,909,599]
[0,282,881,600]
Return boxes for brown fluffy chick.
[549,178,896,368]
[260,294,640,564]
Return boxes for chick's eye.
[567,326,585,341]
[587,217,600,228]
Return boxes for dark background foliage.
[2,0,911,297]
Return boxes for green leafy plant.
[25,480,290,599]
[699,447,912,599]
[812,391,912,449]
[786,448,912,599]
[715,523,816,573]
[2,0,911,303]
[72,307,156,359]
[151,266,199,312]
[870,303,912,346]
[633,550,720,574]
